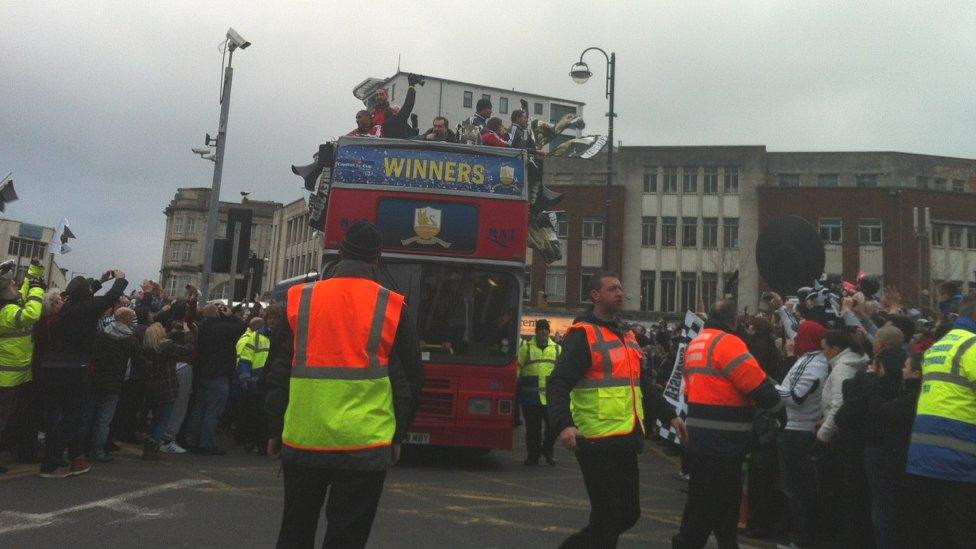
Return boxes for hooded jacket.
[817,347,869,443]
[91,320,140,395]
[50,277,128,367]
[194,315,245,380]
[835,346,907,449]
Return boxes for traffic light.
[292,143,334,191]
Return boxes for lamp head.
[570,62,592,84]
[226,27,251,50]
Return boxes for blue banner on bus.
[333,144,525,198]
[376,199,479,253]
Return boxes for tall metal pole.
[602,53,615,270]
[200,49,235,300]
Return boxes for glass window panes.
[499,97,509,114]
[934,178,947,191]
[555,211,568,237]
[702,273,718,308]
[858,219,883,244]
[682,167,697,193]
[641,217,656,247]
[856,174,878,188]
[182,244,193,261]
[703,167,718,193]
[580,270,597,303]
[967,230,976,249]
[463,91,473,108]
[817,174,839,187]
[663,167,678,193]
[819,218,842,244]
[723,167,739,193]
[545,267,566,302]
[582,216,604,239]
[952,179,965,193]
[682,217,697,246]
[550,103,577,124]
[778,174,800,187]
[640,271,655,311]
[723,218,739,248]
[643,170,657,193]
[949,226,963,248]
[173,218,184,234]
[170,243,180,261]
[533,102,543,115]
[660,272,676,312]
[662,217,677,246]
[482,93,490,102]
[702,218,718,247]
[186,218,197,234]
[680,272,697,312]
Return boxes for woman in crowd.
[139,321,193,461]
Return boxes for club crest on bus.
[499,165,516,186]
[401,206,451,248]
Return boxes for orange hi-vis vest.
[568,321,645,440]
[283,277,405,453]
[683,328,768,455]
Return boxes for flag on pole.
[51,218,76,255]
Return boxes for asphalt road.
[0,430,777,548]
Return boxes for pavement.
[0,429,778,548]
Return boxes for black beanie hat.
[342,221,382,261]
[535,319,550,332]
[476,98,492,112]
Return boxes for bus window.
[417,265,519,366]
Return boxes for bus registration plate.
[405,432,430,445]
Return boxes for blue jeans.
[148,401,174,444]
[88,393,120,458]
[186,377,229,449]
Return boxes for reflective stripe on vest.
[569,322,645,439]
[683,328,761,407]
[519,340,559,405]
[282,278,404,452]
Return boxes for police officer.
[672,299,781,549]
[0,259,44,475]
[905,295,976,547]
[266,221,423,549]
[518,319,560,466]
[235,316,270,453]
[547,271,685,548]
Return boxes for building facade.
[0,218,68,290]
[268,197,322,285]
[159,188,280,299]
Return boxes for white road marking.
[0,478,210,535]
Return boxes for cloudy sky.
[2,1,974,286]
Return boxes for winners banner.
[656,311,705,445]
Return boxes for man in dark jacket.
[88,307,139,462]
[373,73,424,139]
[39,270,127,477]
[423,116,457,142]
[547,272,684,548]
[265,221,424,548]
[185,305,244,455]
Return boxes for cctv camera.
[192,147,211,155]
[226,28,251,50]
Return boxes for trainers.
[39,466,72,478]
[160,441,187,454]
[69,457,92,476]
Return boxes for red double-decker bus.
[281,137,528,451]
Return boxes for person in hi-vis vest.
[265,221,424,549]
[517,318,560,465]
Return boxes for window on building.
[218,221,227,239]
[182,244,193,261]
[641,217,656,247]
[170,243,180,261]
[662,217,677,246]
[545,267,566,302]
[702,217,718,247]
[482,93,490,103]
[817,174,839,187]
[723,167,739,193]
[173,218,185,234]
[723,218,739,248]
[777,174,801,187]
[660,272,676,312]
[819,218,842,244]
[533,102,543,115]
[523,267,532,303]
[682,167,698,193]
[968,229,976,250]
[640,271,655,311]
[856,174,878,188]
[703,167,718,193]
[550,103,577,124]
[554,211,568,238]
[916,176,929,189]
[702,272,718,308]
[463,91,473,108]
[663,167,678,193]
[582,216,604,239]
[7,237,46,259]
[186,218,197,234]
[680,273,697,312]
[643,170,657,193]
[934,178,947,191]
[682,217,697,246]
[931,224,944,247]
[859,219,883,244]
[580,269,598,303]
[499,97,509,114]
[949,226,963,248]
[952,179,965,193]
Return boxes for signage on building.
[18,223,44,240]
[520,313,576,338]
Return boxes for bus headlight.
[468,398,492,415]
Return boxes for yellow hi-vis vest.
[0,284,44,388]
[518,338,560,405]
[568,322,645,440]
[283,277,404,452]
[907,328,976,482]
[236,328,270,370]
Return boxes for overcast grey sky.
[2,1,974,286]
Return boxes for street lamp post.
[570,47,616,270]
[199,28,250,300]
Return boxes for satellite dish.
[756,216,825,296]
